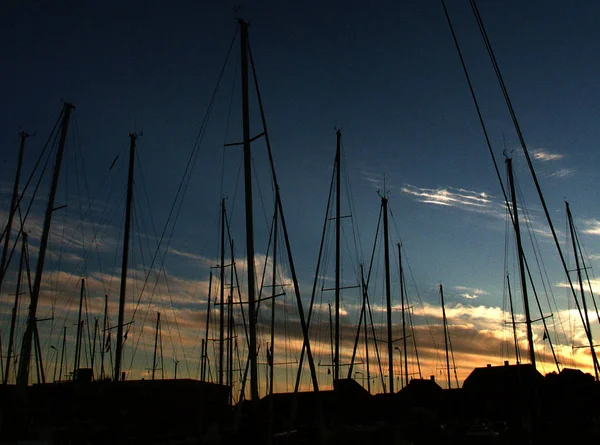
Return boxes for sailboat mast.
[440,284,451,389]
[228,241,234,403]
[4,232,27,384]
[74,278,85,374]
[506,157,536,367]
[152,312,160,380]
[566,201,598,380]
[361,267,371,393]
[398,244,408,387]
[506,274,521,364]
[58,326,66,382]
[100,295,108,379]
[334,129,341,382]
[114,132,138,382]
[219,198,225,386]
[0,131,28,292]
[382,195,394,393]
[239,18,259,401]
[17,103,73,386]
[201,272,213,382]
[269,208,278,395]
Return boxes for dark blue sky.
[2,0,600,384]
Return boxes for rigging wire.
[125,25,238,337]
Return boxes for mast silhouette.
[219,198,225,386]
[114,132,138,382]
[73,278,85,374]
[152,312,161,380]
[398,244,408,388]
[440,284,451,389]
[506,157,536,367]
[4,232,27,384]
[239,18,259,401]
[566,201,599,380]
[17,103,73,386]
[0,131,28,293]
[269,207,278,395]
[334,129,342,382]
[381,194,394,393]
[506,274,521,364]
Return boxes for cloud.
[532,149,564,162]
[548,168,574,178]
[581,219,600,236]
[168,247,212,265]
[401,185,495,213]
[455,286,488,300]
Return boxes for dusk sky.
[1,0,600,395]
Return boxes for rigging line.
[513,181,560,371]
[0,109,62,246]
[72,114,88,278]
[136,150,191,377]
[363,214,386,391]
[294,140,336,390]
[406,302,422,379]
[221,48,240,200]
[446,322,460,388]
[440,0,510,214]
[571,214,600,325]
[2,125,61,280]
[441,0,544,357]
[340,141,365,276]
[247,35,319,391]
[469,0,595,359]
[62,113,118,303]
[222,149,244,239]
[89,143,130,296]
[251,154,274,249]
[126,25,238,330]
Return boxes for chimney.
[430,375,435,382]
[504,360,509,367]
[486,364,491,368]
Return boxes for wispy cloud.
[401,184,496,214]
[548,168,574,178]
[532,149,564,162]
[581,219,600,236]
[455,285,488,300]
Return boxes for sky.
[1,0,600,396]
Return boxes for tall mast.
[398,244,408,388]
[247,38,319,392]
[201,272,213,382]
[219,198,225,386]
[74,278,85,374]
[228,240,234,403]
[334,129,341,382]
[100,294,108,380]
[152,312,160,380]
[239,18,259,401]
[0,131,28,292]
[17,103,73,386]
[91,317,98,373]
[269,208,278,395]
[4,232,27,384]
[382,195,394,393]
[114,132,138,382]
[566,201,599,380]
[506,157,536,367]
[361,266,371,393]
[58,326,66,382]
[506,274,521,364]
[440,284,451,389]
